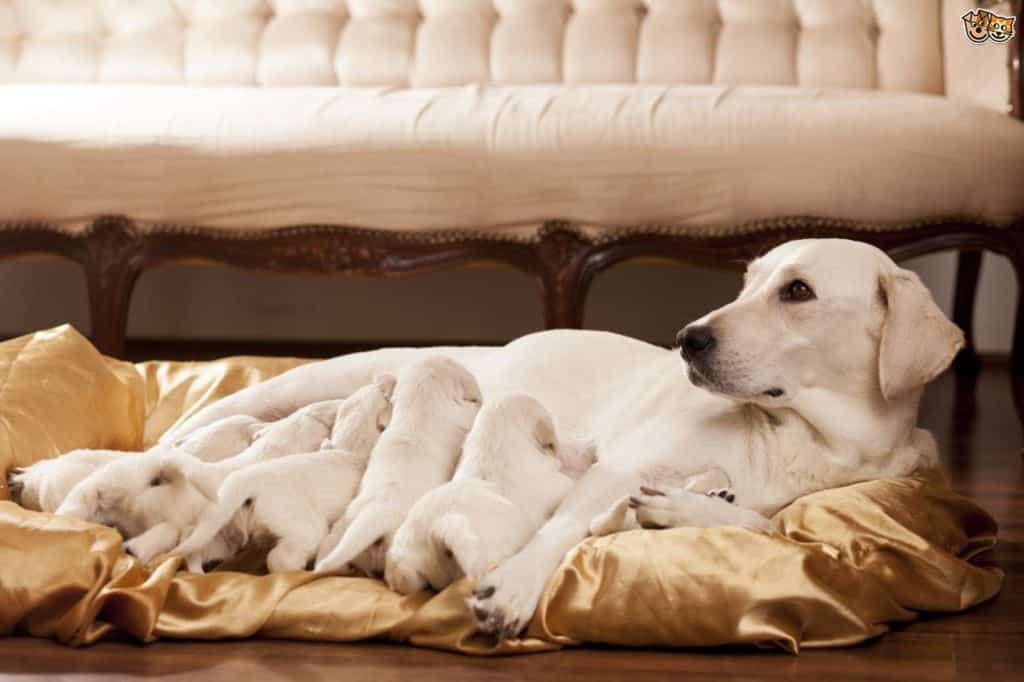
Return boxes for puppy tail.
[431,513,483,582]
[171,454,232,502]
[315,506,404,575]
[172,475,251,559]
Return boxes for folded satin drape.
[0,326,1003,654]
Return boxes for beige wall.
[0,251,1016,353]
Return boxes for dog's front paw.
[466,560,544,639]
[628,486,704,529]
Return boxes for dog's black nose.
[679,325,715,360]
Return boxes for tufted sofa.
[1,0,1023,365]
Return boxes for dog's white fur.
[169,414,264,461]
[162,239,961,638]
[55,445,211,540]
[385,394,595,594]
[9,414,262,515]
[314,357,482,577]
[171,379,394,573]
[174,398,348,501]
[8,449,131,513]
[53,404,341,565]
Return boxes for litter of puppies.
[7,356,596,606]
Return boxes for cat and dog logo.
[962,7,1016,44]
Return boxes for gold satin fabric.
[0,326,1003,653]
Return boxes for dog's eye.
[150,476,163,487]
[780,279,815,303]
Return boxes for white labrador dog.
[314,357,482,577]
[385,394,596,595]
[171,379,394,573]
[161,239,961,638]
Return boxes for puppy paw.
[706,488,736,504]
[466,561,544,640]
[627,486,686,529]
[588,496,635,536]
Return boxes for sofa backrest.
[0,0,967,95]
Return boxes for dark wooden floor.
[2,363,1021,681]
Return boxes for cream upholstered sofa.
[1,0,1022,364]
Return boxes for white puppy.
[7,449,132,513]
[55,445,211,541]
[169,414,264,461]
[8,414,264,516]
[315,357,482,578]
[385,394,595,595]
[171,378,394,573]
[175,398,348,500]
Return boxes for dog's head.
[326,376,395,451]
[56,450,206,538]
[474,394,595,473]
[677,239,963,407]
[396,357,482,428]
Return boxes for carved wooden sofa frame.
[1,213,1021,373]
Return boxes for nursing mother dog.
[162,239,962,639]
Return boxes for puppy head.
[464,394,590,479]
[328,378,395,450]
[384,551,431,595]
[57,452,201,538]
[676,239,962,408]
[396,357,482,427]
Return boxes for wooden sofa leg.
[536,222,595,329]
[952,250,983,375]
[83,216,144,359]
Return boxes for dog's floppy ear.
[373,373,397,400]
[878,268,964,401]
[377,403,393,431]
[532,413,558,454]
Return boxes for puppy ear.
[150,462,185,487]
[460,373,483,404]
[95,487,128,511]
[377,403,393,431]
[878,268,964,401]
[373,373,397,400]
[533,414,558,454]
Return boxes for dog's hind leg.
[123,521,181,564]
[315,515,350,565]
[432,513,486,582]
[314,507,404,575]
[265,508,327,573]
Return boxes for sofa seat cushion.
[1,84,1021,233]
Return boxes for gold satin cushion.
[0,326,1003,653]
